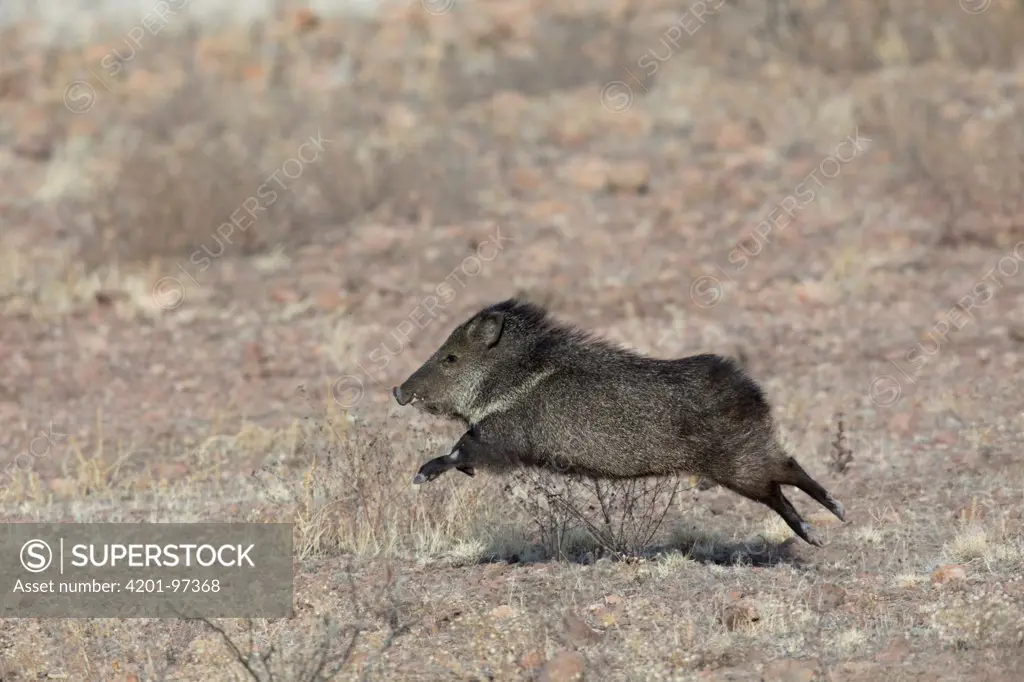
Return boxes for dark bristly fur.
[393,298,847,547]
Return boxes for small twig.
[197,618,267,682]
[829,412,854,474]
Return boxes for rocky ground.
[1,1,1023,680]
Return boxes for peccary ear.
[468,312,505,347]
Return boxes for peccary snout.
[393,375,443,415]
[393,379,428,408]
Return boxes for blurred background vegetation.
[1,0,1022,291]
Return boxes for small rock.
[720,599,760,631]
[520,650,545,671]
[761,658,819,682]
[563,609,602,645]
[314,289,343,311]
[806,510,842,526]
[540,651,585,682]
[270,288,300,304]
[94,290,127,306]
[525,200,572,223]
[488,91,533,124]
[604,108,653,139]
[559,157,608,191]
[715,120,751,151]
[931,564,967,585]
[385,104,418,132]
[605,160,651,194]
[507,166,545,194]
[488,604,517,619]
[551,116,592,148]
[292,8,320,33]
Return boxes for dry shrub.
[715,0,1024,73]
[202,615,364,682]
[77,73,345,269]
[199,562,412,682]
[506,469,689,560]
[857,66,1024,248]
[432,13,627,108]
[254,410,505,563]
[75,77,491,270]
[57,18,493,272]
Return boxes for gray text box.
[1,523,293,618]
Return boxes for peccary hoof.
[457,465,476,477]
[412,473,426,485]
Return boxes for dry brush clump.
[198,562,414,682]
[713,0,1024,73]
[504,468,692,561]
[72,73,364,271]
[869,68,1024,249]
[27,17,495,275]
[252,407,513,564]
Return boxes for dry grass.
[254,412,508,562]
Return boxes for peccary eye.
[444,354,458,364]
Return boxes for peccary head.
[393,299,547,423]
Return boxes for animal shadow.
[660,530,807,568]
[475,529,806,569]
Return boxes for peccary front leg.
[412,430,485,484]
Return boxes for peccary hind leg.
[765,484,823,547]
[760,455,846,546]
[779,456,846,522]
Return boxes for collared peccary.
[393,298,846,546]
